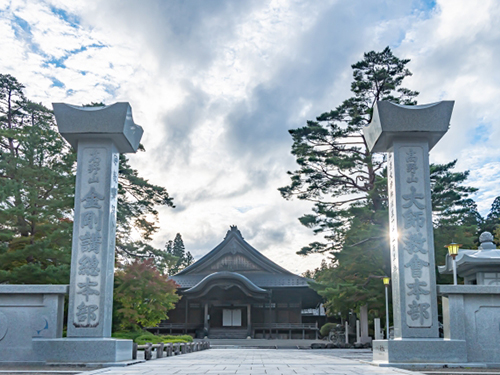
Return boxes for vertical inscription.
[73,148,105,328]
[399,147,432,328]
[387,153,399,274]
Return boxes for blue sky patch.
[50,6,81,28]
[412,0,437,19]
[469,122,491,144]
[50,77,64,88]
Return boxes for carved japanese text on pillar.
[400,147,432,327]
[74,148,105,328]
[388,153,399,274]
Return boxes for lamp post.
[383,276,390,340]
[445,242,461,285]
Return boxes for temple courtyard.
[4,348,500,375]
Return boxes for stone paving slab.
[82,349,421,375]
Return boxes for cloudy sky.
[1,0,499,274]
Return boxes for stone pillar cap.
[363,100,454,153]
[52,102,144,153]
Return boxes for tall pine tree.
[280,49,477,316]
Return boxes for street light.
[445,242,461,285]
[383,276,390,340]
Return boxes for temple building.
[154,226,322,339]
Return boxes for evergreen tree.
[280,49,477,316]
[279,47,419,254]
[165,233,193,275]
[0,74,75,283]
[482,196,500,235]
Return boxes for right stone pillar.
[364,101,467,364]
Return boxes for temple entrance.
[222,308,241,326]
[209,305,248,328]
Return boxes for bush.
[114,330,194,345]
[112,331,146,341]
[320,323,337,337]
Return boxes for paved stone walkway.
[84,349,419,375]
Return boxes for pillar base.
[32,338,133,363]
[372,339,467,364]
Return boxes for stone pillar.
[365,101,466,364]
[374,318,382,340]
[247,304,252,338]
[55,103,143,339]
[355,320,361,344]
[359,304,371,344]
[204,302,209,336]
[345,321,349,344]
[67,139,119,337]
[33,103,143,363]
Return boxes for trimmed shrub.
[320,323,336,337]
[112,330,193,345]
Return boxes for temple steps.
[208,328,248,339]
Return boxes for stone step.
[209,328,248,339]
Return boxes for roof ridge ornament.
[478,231,496,250]
[224,225,243,239]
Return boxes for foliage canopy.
[281,48,481,316]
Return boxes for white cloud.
[1,0,499,274]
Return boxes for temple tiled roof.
[170,226,312,289]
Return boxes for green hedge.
[319,323,337,337]
[112,331,193,345]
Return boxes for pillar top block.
[363,100,454,153]
[52,102,144,153]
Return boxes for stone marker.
[374,318,382,340]
[33,103,143,363]
[359,304,372,344]
[355,320,361,344]
[364,101,466,364]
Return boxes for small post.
[145,342,152,361]
[355,320,361,343]
[132,343,138,360]
[384,277,390,340]
[157,342,164,358]
[345,321,349,344]
[374,318,381,340]
[452,257,458,285]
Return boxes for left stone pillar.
[33,103,143,363]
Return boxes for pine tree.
[482,196,500,235]
[165,233,193,275]
[0,74,75,284]
[280,49,478,316]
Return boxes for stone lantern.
[439,231,500,285]
[438,231,500,363]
